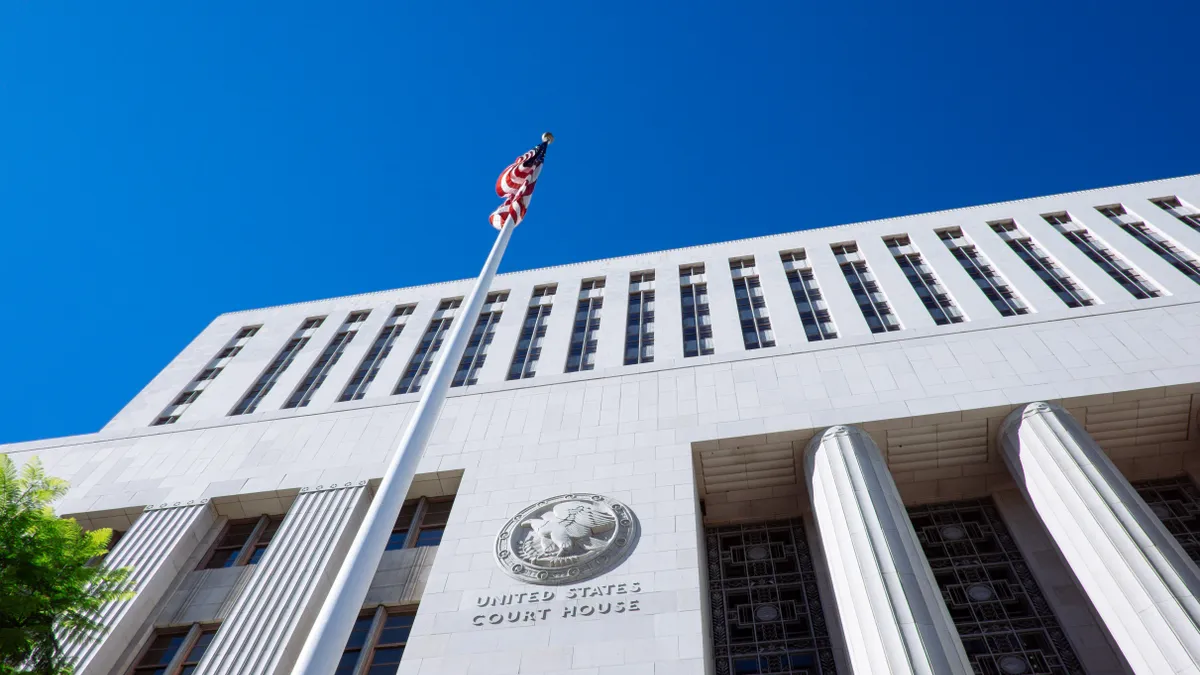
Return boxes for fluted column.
[64,499,216,675]
[194,481,370,675]
[1000,402,1200,674]
[805,425,972,674]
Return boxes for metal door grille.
[706,520,837,675]
[1135,476,1200,565]
[908,498,1085,675]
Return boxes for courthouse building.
[8,174,1200,675]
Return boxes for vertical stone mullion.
[1000,402,1200,674]
[805,425,972,674]
[400,497,428,550]
[60,500,216,675]
[194,482,370,675]
[231,515,270,567]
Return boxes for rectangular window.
[339,305,415,402]
[884,236,965,325]
[368,612,414,673]
[937,228,1029,317]
[780,250,837,341]
[1150,196,1200,233]
[153,326,260,425]
[624,271,655,365]
[565,279,604,373]
[131,625,218,675]
[833,243,901,333]
[1042,212,1160,300]
[1100,205,1200,285]
[386,496,455,550]
[283,311,370,409]
[452,291,508,387]
[508,285,556,380]
[199,515,283,569]
[729,257,775,349]
[990,220,1094,308]
[335,615,376,675]
[394,299,461,395]
[336,608,415,675]
[230,317,325,415]
[680,264,714,357]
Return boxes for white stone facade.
[5,174,1200,674]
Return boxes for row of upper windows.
[151,197,1200,425]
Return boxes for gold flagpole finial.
[542,132,554,144]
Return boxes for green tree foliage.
[0,456,132,675]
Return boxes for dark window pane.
[421,500,453,526]
[414,529,443,547]
[205,548,241,569]
[335,650,362,675]
[370,646,405,665]
[378,615,414,644]
[385,531,408,550]
[344,617,374,649]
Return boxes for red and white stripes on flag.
[489,140,548,229]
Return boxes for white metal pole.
[293,216,516,674]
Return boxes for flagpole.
[293,214,517,674]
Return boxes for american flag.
[489,139,548,229]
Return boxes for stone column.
[1000,402,1200,674]
[194,482,370,675]
[805,425,972,674]
[63,500,216,675]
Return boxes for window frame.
[453,291,508,387]
[679,264,714,357]
[507,286,555,380]
[564,279,605,373]
[128,623,220,675]
[728,256,775,350]
[624,271,656,365]
[335,606,417,675]
[153,325,261,426]
[780,249,838,341]
[339,305,416,402]
[833,242,902,333]
[989,220,1094,308]
[394,299,462,395]
[230,317,326,416]
[197,514,282,570]
[937,227,1030,317]
[385,496,454,551]
[285,310,372,409]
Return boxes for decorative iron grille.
[1135,476,1200,565]
[706,520,837,675]
[908,498,1085,675]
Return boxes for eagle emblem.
[519,501,617,561]
[496,493,640,585]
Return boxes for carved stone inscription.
[471,582,644,626]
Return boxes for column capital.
[998,400,1059,436]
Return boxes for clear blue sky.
[1,1,1197,444]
